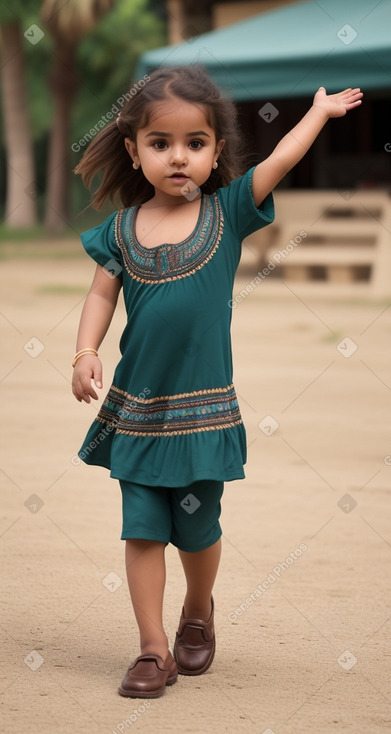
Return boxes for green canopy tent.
[135,0,391,100]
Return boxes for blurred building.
[166,0,298,41]
[140,0,391,192]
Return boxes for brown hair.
[74,65,246,209]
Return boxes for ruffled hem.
[78,419,247,487]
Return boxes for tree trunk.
[44,39,78,235]
[0,24,38,228]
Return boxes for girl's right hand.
[72,355,103,403]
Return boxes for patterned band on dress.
[96,383,243,436]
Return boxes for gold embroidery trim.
[108,383,236,404]
[114,193,223,283]
[96,383,243,436]
[96,415,243,437]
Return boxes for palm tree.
[0,17,38,228]
[40,0,116,234]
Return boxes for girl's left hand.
[313,87,363,118]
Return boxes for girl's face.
[124,97,224,202]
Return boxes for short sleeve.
[217,166,275,242]
[80,211,122,281]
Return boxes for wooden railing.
[242,189,391,296]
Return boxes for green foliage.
[0,0,41,22]
[73,0,166,144]
[72,0,166,218]
[0,0,166,221]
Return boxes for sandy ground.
[1,241,391,734]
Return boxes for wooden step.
[297,221,378,237]
[275,246,374,266]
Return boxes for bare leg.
[125,539,169,660]
[178,538,221,620]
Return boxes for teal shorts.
[119,479,224,552]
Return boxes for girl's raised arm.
[252,87,363,207]
[72,265,122,403]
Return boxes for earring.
[213,161,218,169]
[132,162,139,170]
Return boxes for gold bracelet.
[72,348,98,367]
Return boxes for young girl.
[72,65,362,698]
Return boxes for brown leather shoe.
[118,651,178,698]
[173,597,215,675]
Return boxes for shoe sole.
[118,673,178,698]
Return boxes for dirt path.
[1,251,390,733]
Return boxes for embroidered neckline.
[131,197,205,253]
[114,193,223,283]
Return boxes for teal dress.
[78,166,274,486]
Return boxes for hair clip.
[116,113,121,128]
